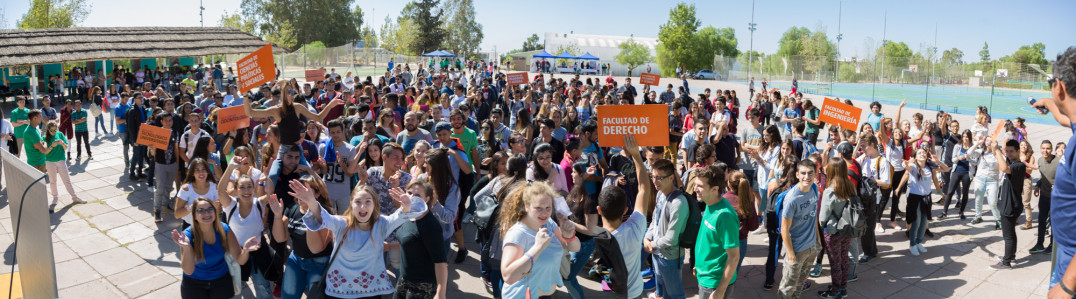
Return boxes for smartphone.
[1028,97,1049,115]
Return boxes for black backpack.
[593,231,629,295]
[669,190,702,249]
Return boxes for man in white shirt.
[858,134,890,262]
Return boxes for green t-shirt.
[23,126,45,166]
[72,110,89,132]
[695,199,741,288]
[804,107,820,134]
[451,128,478,169]
[45,132,67,162]
[11,107,29,138]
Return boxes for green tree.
[361,26,378,48]
[441,0,483,58]
[656,3,701,75]
[299,41,327,65]
[876,41,913,69]
[774,26,835,75]
[692,26,739,70]
[218,10,256,34]
[381,15,418,55]
[403,0,447,55]
[979,42,991,64]
[17,0,91,29]
[522,34,543,51]
[0,7,8,29]
[776,27,812,57]
[838,63,860,83]
[941,48,964,65]
[241,0,362,49]
[1011,42,1048,66]
[552,43,581,66]
[615,39,653,76]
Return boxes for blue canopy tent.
[577,52,599,60]
[422,50,457,57]
[554,52,578,59]
[532,51,555,58]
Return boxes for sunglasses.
[195,208,216,215]
[1049,77,1058,88]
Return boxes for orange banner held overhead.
[597,104,669,147]
[990,121,1006,141]
[506,72,529,85]
[305,69,326,82]
[639,73,660,86]
[216,106,250,133]
[237,44,275,93]
[136,123,172,151]
[818,97,862,131]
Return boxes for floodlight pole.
[926,23,936,106]
[199,0,204,27]
[873,11,887,101]
[836,0,842,85]
[748,0,756,84]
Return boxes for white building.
[541,32,662,76]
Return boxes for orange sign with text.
[597,104,669,147]
[237,44,275,93]
[990,121,1006,141]
[216,106,250,133]
[818,97,862,131]
[506,72,529,85]
[136,123,172,151]
[305,69,326,82]
[639,73,660,86]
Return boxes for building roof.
[0,27,288,67]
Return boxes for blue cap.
[435,121,452,133]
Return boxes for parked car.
[692,69,725,80]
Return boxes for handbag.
[224,251,242,296]
[89,103,102,117]
[309,229,349,299]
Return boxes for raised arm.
[624,135,652,214]
[243,95,279,120]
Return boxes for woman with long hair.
[763,150,800,290]
[424,148,466,261]
[817,158,856,298]
[472,154,529,297]
[358,138,384,169]
[895,148,948,256]
[172,197,261,299]
[43,121,83,212]
[217,158,274,298]
[377,109,400,138]
[225,146,263,196]
[243,81,343,190]
[263,174,334,299]
[408,140,431,178]
[1018,140,1038,229]
[174,158,219,227]
[90,86,110,136]
[500,181,581,299]
[527,144,568,194]
[725,171,758,276]
[748,125,782,228]
[881,127,909,229]
[942,130,975,219]
[296,181,425,298]
[192,136,223,179]
[969,131,1001,227]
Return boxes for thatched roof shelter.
[0,27,288,67]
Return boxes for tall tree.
[0,7,8,29]
[17,0,91,29]
[241,0,363,49]
[522,34,543,52]
[1011,42,1048,66]
[656,3,701,75]
[776,27,812,57]
[441,0,483,58]
[979,42,991,64]
[360,26,378,48]
[381,15,418,55]
[691,26,739,71]
[615,39,653,76]
[940,48,964,65]
[219,10,256,35]
[403,0,447,55]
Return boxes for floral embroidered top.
[303,198,426,298]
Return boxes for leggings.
[943,172,971,215]
[887,170,908,221]
[764,211,781,285]
[815,223,828,265]
[180,275,233,299]
[74,131,91,156]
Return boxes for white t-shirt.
[318,142,357,203]
[613,211,647,298]
[229,168,263,186]
[0,119,12,151]
[181,130,211,161]
[176,182,219,224]
[859,155,892,203]
[224,199,265,246]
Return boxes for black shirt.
[529,136,565,165]
[396,214,448,284]
[274,169,307,207]
[282,203,331,258]
[608,154,638,212]
[713,133,740,170]
[669,112,683,144]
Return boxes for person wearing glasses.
[643,157,690,299]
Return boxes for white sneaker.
[751,226,767,235]
[917,243,928,253]
[148,187,156,193]
[910,244,920,256]
[876,225,885,233]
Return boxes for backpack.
[592,231,629,295]
[668,189,702,249]
[473,180,505,244]
[833,194,867,238]
[799,137,818,160]
[874,156,893,190]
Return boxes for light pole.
[835,0,842,84]
[748,0,757,84]
[873,11,887,101]
[926,23,937,106]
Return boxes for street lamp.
[748,0,757,87]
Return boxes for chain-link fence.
[215,44,437,82]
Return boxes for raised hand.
[389,170,402,188]
[266,194,283,215]
[899,98,907,108]
[534,227,552,251]
[286,179,316,206]
[623,134,640,158]
[243,236,261,252]
[559,215,576,237]
[388,187,411,207]
[171,229,191,248]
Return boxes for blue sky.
[3,0,1074,61]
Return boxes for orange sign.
[990,121,1006,141]
[818,97,862,131]
[639,73,660,86]
[597,104,669,147]
[136,123,172,151]
[305,69,326,82]
[237,44,275,93]
[216,105,250,133]
[506,72,529,85]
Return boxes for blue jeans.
[119,133,131,165]
[94,113,109,135]
[565,239,596,299]
[652,255,686,299]
[480,253,505,298]
[281,254,329,299]
[130,145,146,175]
[737,238,747,276]
[267,144,310,189]
[250,266,273,299]
[909,205,928,246]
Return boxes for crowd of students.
[5,46,1076,299]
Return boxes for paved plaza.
[0,77,1064,298]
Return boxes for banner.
[136,123,173,151]
[237,44,274,93]
[990,121,1006,141]
[818,97,862,131]
[305,69,326,82]
[639,73,660,86]
[217,106,250,133]
[506,72,529,85]
[597,104,669,147]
